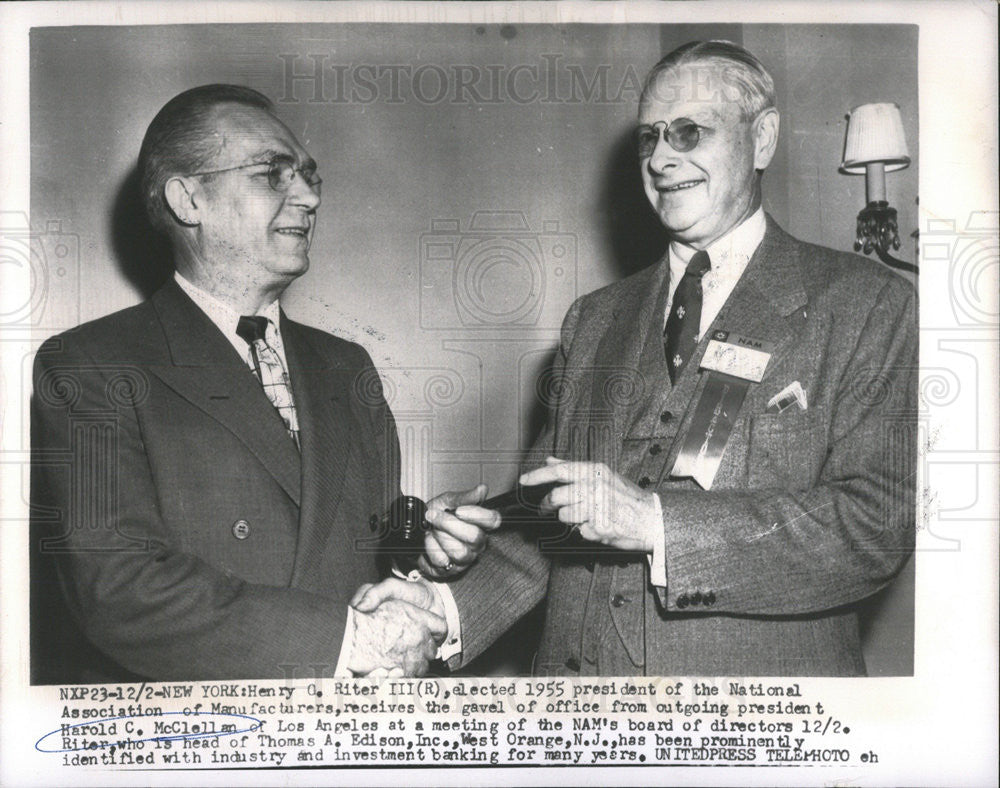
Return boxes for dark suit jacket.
[448,217,917,676]
[30,280,400,683]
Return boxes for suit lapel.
[281,316,354,586]
[703,216,808,375]
[587,259,671,466]
[590,259,670,414]
[147,281,302,506]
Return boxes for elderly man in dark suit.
[30,84,494,683]
[358,40,917,677]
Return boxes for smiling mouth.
[275,227,310,237]
[657,179,703,193]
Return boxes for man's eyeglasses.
[636,118,710,157]
[187,157,322,194]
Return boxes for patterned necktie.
[236,315,300,449]
[664,249,712,384]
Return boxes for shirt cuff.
[334,606,356,677]
[646,493,667,587]
[434,581,462,661]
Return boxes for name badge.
[700,330,774,383]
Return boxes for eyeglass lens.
[637,118,702,157]
[268,160,321,193]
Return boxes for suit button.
[649,444,662,456]
[660,411,674,423]
[369,513,379,532]
[704,591,716,606]
[231,519,251,540]
[676,594,689,609]
[565,657,581,672]
[690,591,703,605]
[611,593,628,608]
[638,477,651,489]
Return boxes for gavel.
[378,482,571,578]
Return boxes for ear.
[752,108,780,171]
[163,176,201,227]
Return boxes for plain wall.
[30,23,917,675]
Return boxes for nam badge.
[671,331,775,489]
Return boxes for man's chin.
[652,196,705,230]
[269,254,310,279]
[655,210,700,240]
[293,255,311,275]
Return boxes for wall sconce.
[840,102,916,274]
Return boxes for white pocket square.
[766,381,807,414]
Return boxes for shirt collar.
[668,206,767,281]
[174,271,282,346]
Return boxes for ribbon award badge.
[670,331,775,489]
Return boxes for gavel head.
[378,494,429,577]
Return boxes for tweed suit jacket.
[448,217,917,676]
[30,280,400,683]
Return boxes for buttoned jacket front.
[30,280,400,682]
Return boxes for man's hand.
[420,483,501,579]
[519,457,661,553]
[347,579,447,676]
[352,576,445,616]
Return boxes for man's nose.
[647,134,681,174]
[288,171,321,210]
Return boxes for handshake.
[344,457,659,676]
[346,484,501,677]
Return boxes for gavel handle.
[380,482,562,579]
[448,481,560,517]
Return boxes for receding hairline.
[191,100,287,143]
[196,104,314,173]
[639,64,740,104]
[639,42,776,119]
[640,60,763,103]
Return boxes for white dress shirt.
[175,272,287,368]
[648,208,767,586]
[175,272,461,674]
[663,206,766,333]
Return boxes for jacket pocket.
[746,409,828,490]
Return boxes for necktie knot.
[686,249,711,279]
[236,315,269,345]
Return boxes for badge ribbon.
[670,331,774,489]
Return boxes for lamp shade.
[840,102,910,174]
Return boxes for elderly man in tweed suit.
[357,40,917,677]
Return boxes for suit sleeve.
[659,276,918,614]
[443,300,587,667]
[31,337,349,681]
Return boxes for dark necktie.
[236,315,300,449]
[663,249,711,384]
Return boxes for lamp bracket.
[854,200,918,274]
